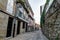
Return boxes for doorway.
[6,17,13,37]
[13,24,15,37]
[17,21,20,35]
[22,22,25,29]
[25,23,28,32]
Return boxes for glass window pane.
[6,0,14,14]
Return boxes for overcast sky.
[28,0,46,24]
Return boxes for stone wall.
[0,12,9,40]
[44,0,60,39]
[0,0,8,11]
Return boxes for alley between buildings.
[9,30,48,40]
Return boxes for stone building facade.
[41,0,60,40]
[28,7,35,31]
[35,23,40,30]
[25,0,35,32]
[0,0,35,40]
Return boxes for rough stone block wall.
[0,12,9,40]
[45,11,60,40]
[0,0,8,11]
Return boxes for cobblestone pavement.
[9,30,48,40]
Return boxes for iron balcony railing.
[17,11,28,22]
[18,11,23,18]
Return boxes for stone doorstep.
[5,37,12,40]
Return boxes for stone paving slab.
[9,30,48,40]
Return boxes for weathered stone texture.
[44,1,60,39]
[0,0,8,11]
[0,12,9,39]
[45,11,60,39]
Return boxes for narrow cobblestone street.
[9,30,48,40]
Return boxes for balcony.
[23,14,29,21]
[18,11,23,18]
[17,10,28,23]
[16,0,29,13]
[16,3,29,23]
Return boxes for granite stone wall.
[0,12,9,40]
[43,0,60,39]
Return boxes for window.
[17,21,21,34]
[6,17,13,37]
[18,11,23,17]
[6,0,14,14]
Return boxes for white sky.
[28,0,46,24]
